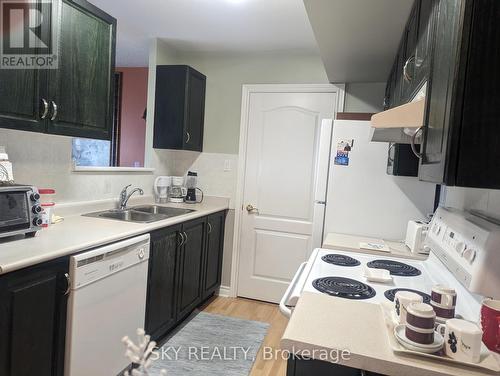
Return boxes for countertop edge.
[0,203,229,275]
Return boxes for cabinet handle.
[50,101,58,121]
[208,222,212,234]
[183,231,188,244]
[178,232,185,246]
[410,126,423,159]
[185,131,191,144]
[387,143,395,163]
[41,98,49,119]
[403,56,415,83]
[64,273,71,296]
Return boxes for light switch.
[224,160,231,171]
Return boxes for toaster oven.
[0,183,43,239]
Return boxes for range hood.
[370,82,427,144]
[370,98,425,144]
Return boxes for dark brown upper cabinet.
[153,65,206,152]
[383,0,436,110]
[419,0,500,188]
[0,0,116,140]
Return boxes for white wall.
[344,82,386,112]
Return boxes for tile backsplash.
[442,185,500,220]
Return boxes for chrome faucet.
[119,185,144,210]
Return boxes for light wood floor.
[201,296,288,376]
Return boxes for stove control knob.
[463,248,476,264]
[32,205,42,214]
[30,193,40,202]
[455,242,466,255]
[33,217,43,227]
[433,224,441,235]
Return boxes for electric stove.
[279,207,500,323]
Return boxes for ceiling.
[304,0,414,82]
[90,0,320,67]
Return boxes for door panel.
[184,69,205,151]
[145,226,179,341]
[420,0,463,183]
[202,211,226,299]
[237,90,336,303]
[47,0,115,139]
[177,218,205,319]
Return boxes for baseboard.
[217,285,231,297]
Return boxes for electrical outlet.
[224,159,231,172]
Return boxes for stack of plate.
[394,324,444,354]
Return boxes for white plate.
[394,324,444,353]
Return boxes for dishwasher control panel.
[69,235,150,289]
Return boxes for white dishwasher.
[65,234,150,376]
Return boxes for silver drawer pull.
[50,101,58,121]
[410,126,423,159]
[208,222,212,234]
[403,56,415,83]
[64,273,71,296]
[41,98,49,119]
[186,131,191,144]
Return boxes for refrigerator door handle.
[314,200,326,205]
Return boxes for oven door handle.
[279,262,307,318]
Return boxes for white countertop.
[281,292,500,376]
[0,196,229,274]
[323,232,428,260]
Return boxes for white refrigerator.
[323,119,435,241]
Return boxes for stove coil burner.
[384,288,431,304]
[366,259,421,277]
[321,254,361,267]
[312,277,376,300]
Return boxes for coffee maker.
[170,176,187,203]
[185,171,203,204]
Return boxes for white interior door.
[237,91,336,303]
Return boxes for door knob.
[246,204,258,213]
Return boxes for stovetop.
[291,248,481,321]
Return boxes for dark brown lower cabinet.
[0,257,69,376]
[145,224,181,341]
[202,211,226,300]
[176,217,207,320]
[145,211,226,342]
[287,357,386,376]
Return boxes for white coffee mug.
[432,285,457,308]
[437,319,483,363]
[395,291,424,325]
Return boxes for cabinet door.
[0,0,49,133]
[145,225,181,341]
[401,2,419,101]
[0,258,68,376]
[413,0,437,93]
[183,68,206,151]
[419,0,464,184]
[202,211,226,300]
[0,70,48,133]
[177,217,206,320]
[47,0,116,139]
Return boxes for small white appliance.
[154,176,171,203]
[170,176,187,203]
[280,207,500,324]
[405,220,429,254]
[65,234,150,376]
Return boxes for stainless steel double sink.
[83,205,194,223]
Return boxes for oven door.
[0,189,31,235]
